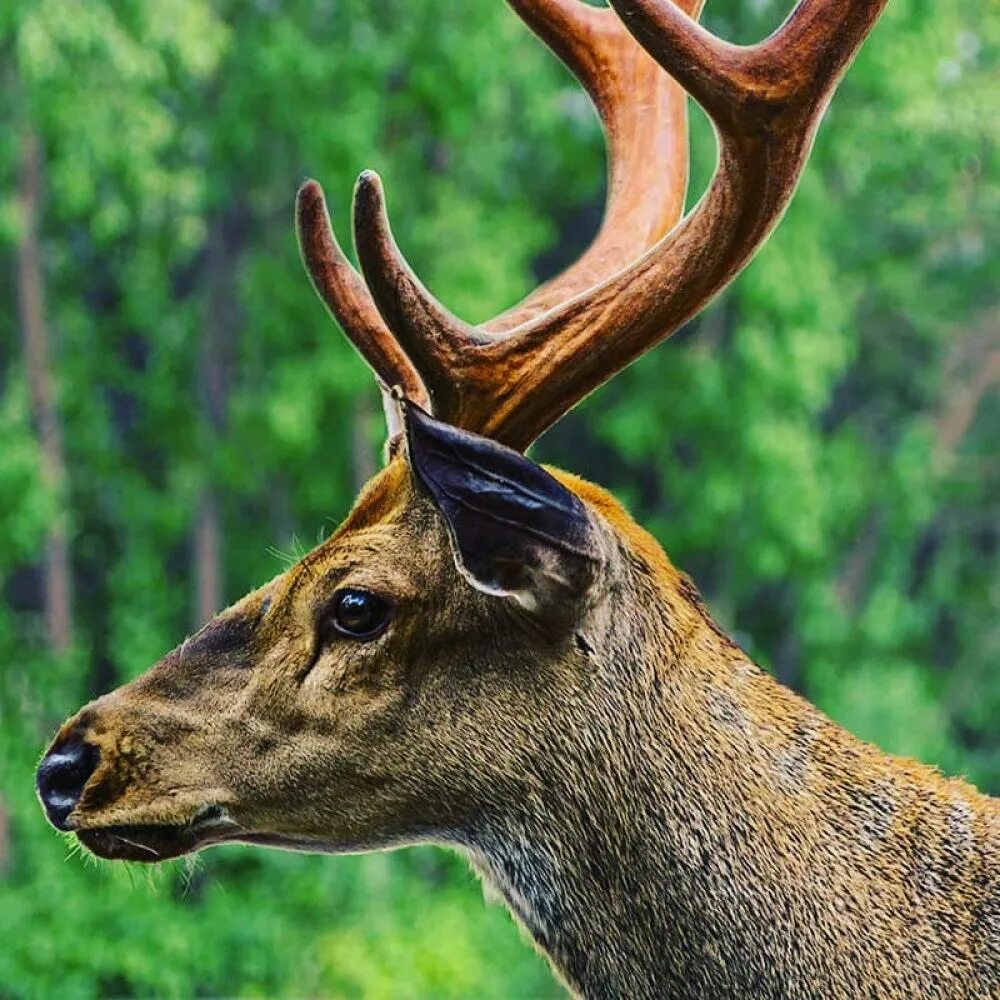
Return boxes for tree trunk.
[15,129,72,653]
[192,210,244,625]
[194,487,223,626]
[351,395,378,490]
[0,795,9,876]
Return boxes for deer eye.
[325,588,392,641]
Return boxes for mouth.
[73,807,334,863]
[75,805,242,863]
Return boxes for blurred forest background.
[0,0,996,996]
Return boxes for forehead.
[333,457,414,535]
[286,458,440,594]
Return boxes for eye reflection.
[323,588,392,641]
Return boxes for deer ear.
[402,402,602,617]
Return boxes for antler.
[299,0,887,453]
[296,180,431,441]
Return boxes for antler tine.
[756,0,888,91]
[295,179,431,420]
[351,171,487,421]
[608,1,748,128]
[611,0,881,126]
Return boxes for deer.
[36,0,998,997]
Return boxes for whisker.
[112,833,161,860]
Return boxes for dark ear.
[403,402,602,618]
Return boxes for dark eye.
[324,588,392,641]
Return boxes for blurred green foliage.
[0,0,996,996]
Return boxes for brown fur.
[46,460,998,998]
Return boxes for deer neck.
[461,577,993,999]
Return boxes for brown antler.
[298,0,700,443]
[295,180,431,440]
[299,0,886,452]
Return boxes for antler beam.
[300,0,887,453]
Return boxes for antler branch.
[295,179,430,417]
[300,0,888,453]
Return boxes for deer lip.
[75,823,197,862]
[75,807,242,863]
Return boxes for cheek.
[286,656,412,758]
[230,692,413,810]
[301,652,360,696]
[300,637,406,698]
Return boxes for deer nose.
[36,736,100,831]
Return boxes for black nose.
[36,737,100,831]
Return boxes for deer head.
[37,405,623,862]
[41,2,996,998]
